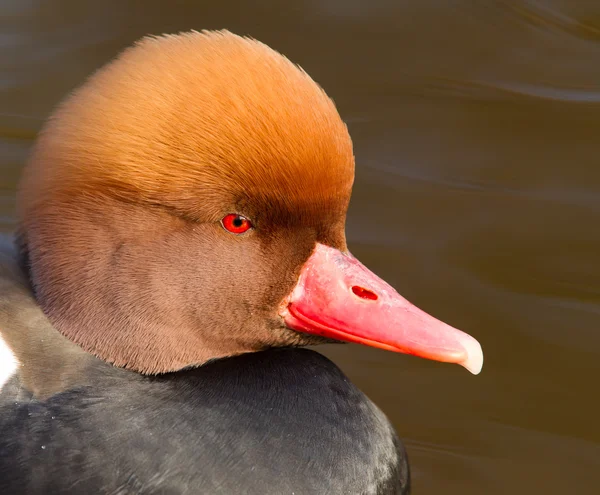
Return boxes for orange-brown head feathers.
[19,30,354,230]
[16,31,355,373]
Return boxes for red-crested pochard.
[0,30,482,494]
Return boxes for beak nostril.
[351,286,378,301]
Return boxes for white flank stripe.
[0,334,18,390]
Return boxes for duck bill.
[280,243,483,374]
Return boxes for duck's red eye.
[221,214,253,234]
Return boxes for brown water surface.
[1,1,599,493]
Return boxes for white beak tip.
[459,337,484,375]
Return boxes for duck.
[0,30,483,494]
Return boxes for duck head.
[16,31,483,375]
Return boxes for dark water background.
[1,1,599,493]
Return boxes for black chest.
[0,349,409,494]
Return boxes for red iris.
[221,214,253,234]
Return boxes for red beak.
[280,243,483,374]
